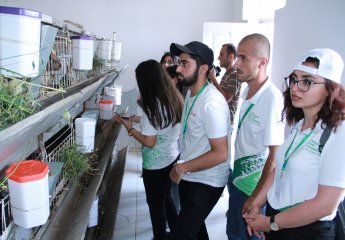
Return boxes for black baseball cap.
[170,41,214,69]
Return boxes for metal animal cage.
[41,29,72,96]
[0,126,75,239]
[40,28,90,97]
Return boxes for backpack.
[318,126,345,240]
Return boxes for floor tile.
[136,210,152,229]
[114,149,229,239]
[206,222,228,240]
[117,193,137,212]
[135,228,153,240]
[112,228,136,240]
[115,211,137,229]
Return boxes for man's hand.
[242,195,255,214]
[169,164,184,184]
[208,68,217,85]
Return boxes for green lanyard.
[182,82,208,136]
[280,130,313,178]
[237,103,254,132]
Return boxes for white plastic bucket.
[0,6,42,77]
[112,41,122,62]
[96,40,112,61]
[6,160,49,228]
[71,35,94,70]
[75,118,96,153]
[99,100,113,120]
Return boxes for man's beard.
[178,69,198,86]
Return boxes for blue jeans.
[170,182,180,212]
[227,171,264,240]
[172,180,224,240]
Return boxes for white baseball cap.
[293,48,344,84]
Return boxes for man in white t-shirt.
[226,33,285,240]
[169,41,231,240]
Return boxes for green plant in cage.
[0,67,66,131]
[0,74,39,130]
[93,56,104,70]
[60,143,92,183]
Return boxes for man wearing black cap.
[169,41,231,239]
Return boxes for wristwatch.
[269,215,280,231]
[128,127,135,136]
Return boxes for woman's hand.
[114,113,122,124]
[114,113,132,131]
[243,210,270,237]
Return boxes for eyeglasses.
[284,76,326,92]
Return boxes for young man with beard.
[169,41,231,240]
[226,33,285,240]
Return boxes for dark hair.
[166,65,184,94]
[189,53,211,76]
[223,43,237,58]
[166,65,178,78]
[160,52,176,65]
[135,60,183,129]
[282,58,345,130]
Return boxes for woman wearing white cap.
[243,48,345,239]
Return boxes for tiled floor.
[113,150,229,240]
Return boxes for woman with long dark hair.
[115,59,183,240]
[244,48,345,240]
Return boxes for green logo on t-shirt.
[233,153,267,196]
[142,135,168,169]
[248,112,260,126]
[305,139,321,156]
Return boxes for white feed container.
[81,110,100,123]
[6,160,49,228]
[112,41,122,62]
[99,100,113,120]
[11,201,50,229]
[96,40,112,61]
[75,118,96,138]
[109,84,123,105]
[71,35,94,70]
[76,136,95,153]
[75,118,96,153]
[88,196,99,227]
[0,6,42,77]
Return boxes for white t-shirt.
[179,84,231,188]
[141,109,180,170]
[268,120,345,221]
[233,80,285,196]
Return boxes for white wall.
[2,0,344,89]
[0,0,236,91]
[271,0,345,89]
